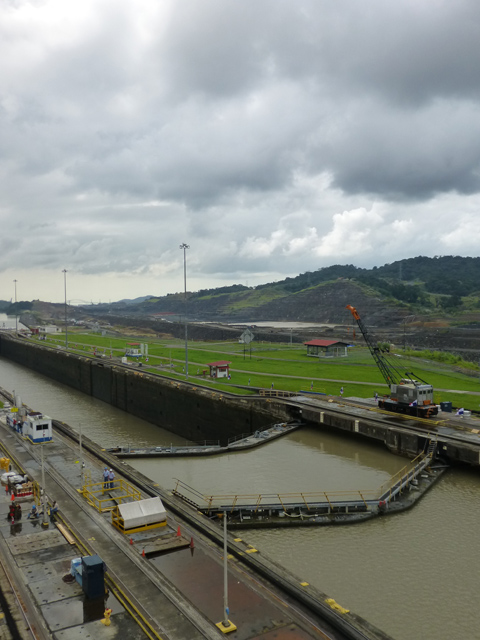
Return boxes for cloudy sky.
[1,0,480,303]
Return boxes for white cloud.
[314,207,383,258]
[439,214,480,250]
[0,0,480,302]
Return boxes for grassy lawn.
[40,332,480,411]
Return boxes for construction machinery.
[346,305,438,418]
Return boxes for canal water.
[0,356,478,640]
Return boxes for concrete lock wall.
[0,336,94,394]
[301,404,423,457]
[3,335,479,467]
[0,335,282,442]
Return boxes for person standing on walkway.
[103,467,109,491]
[340,386,344,397]
[108,468,115,489]
[49,501,58,522]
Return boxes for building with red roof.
[206,361,231,379]
[304,340,349,358]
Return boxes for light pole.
[13,279,18,334]
[41,427,49,528]
[79,422,84,483]
[216,511,236,632]
[179,243,190,379]
[62,269,68,350]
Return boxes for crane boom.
[345,305,402,386]
[345,304,438,418]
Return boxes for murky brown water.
[0,356,478,640]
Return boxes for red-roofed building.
[304,340,349,358]
[206,361,231,379]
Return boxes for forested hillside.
[89,255,480,325]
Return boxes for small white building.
[22,412,53,444]
[206,361,231,379]
[38,325,60,335]
[125,342,141,357]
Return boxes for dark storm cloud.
[1,0,480,301]
[312,100,480,199]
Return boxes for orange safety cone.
[129,538,134,545]
[141,549,146,558]
[189,537,195,549]
[176,526,181,537]
[10,493,15,502]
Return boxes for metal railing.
[259,389,296,398]
[172,479,378,514]
[173,440,438,515]
[79,477,142,512]
[377,440,436,504]
[116,439,221,454]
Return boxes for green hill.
[89,256,480,326]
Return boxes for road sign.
[240,329,254,344]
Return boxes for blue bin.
[440,401,452,413]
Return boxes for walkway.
[171,441,443,527]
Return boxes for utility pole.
[13,279,18,334]
[62,270,68,350]
[41,430,49,529]
[179,244,190,379]
[216,511,236,633]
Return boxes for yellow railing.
[173,479,378,513]
[205,490,379,512]
[79,478,142,513]
[259,389,295,398]
[377,441,436,501]
[174,442,434,514]
[377,450,425,498]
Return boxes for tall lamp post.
[179,243,190,379]
[62,269,68,350]
[13,279,18,334]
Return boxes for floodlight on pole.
[41,428,49,528]
[13,279,18,334]
[216,511,237,633]
[179,243,190,379]
[62,270,68,350]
